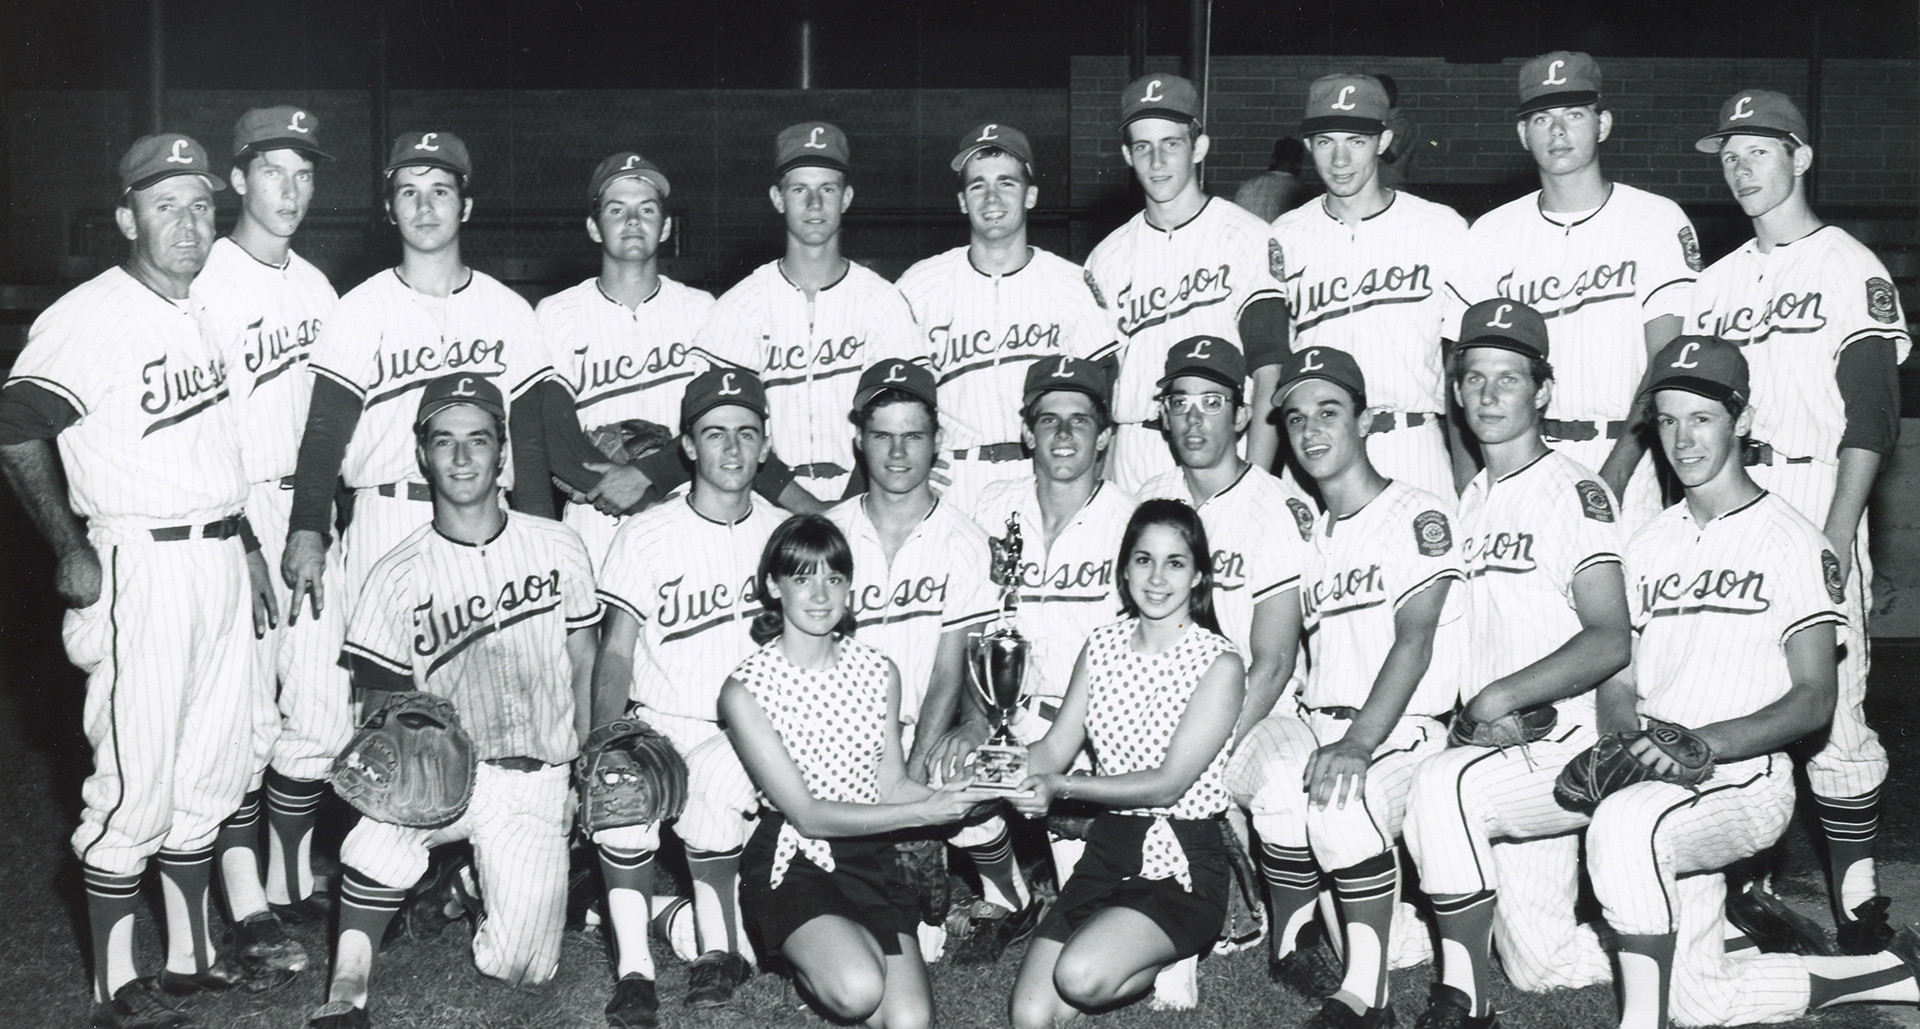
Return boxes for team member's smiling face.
[682,404,770,495]
[1309,131,1388,198]
[1654,390,1751,490]
[1022,391,1109,484]
[1123,118,1207,204]
[1283,378,1366,482]
[1717,133,1807,220]
[958,152,1035,243]
[420,403,504,505]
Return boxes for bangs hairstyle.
[1447,347,1555,389]
[854,389,940,433]
[385,168,472,207]
[751,514,858,644]
[1115,498,1222,637]
[1020,392,1113,433]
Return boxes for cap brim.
[853,384,935,412]
[950,143,1035,173]
[1123,107,1199,128]
[1022,380,1104,407]
[240,139,335,161]
[1301,116,1386,135]
[415,398,505,430]
[681,397,768,433]
[386,157,468,178]
[593,170,671,200]
[1458,336,1547,361]
[777,156,849,176]
[1640,376,1741,404]
[1515,90,1601,117]
[126,170,227,193]
[1157,368,1241,392]
[1274,372,1362,407]
[1694,126,1802,154]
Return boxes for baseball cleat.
[1270,943,1343,999]
[233,911,309,978]
[605,973,661,1029]
[307,1000,372,1029]
[1724,884,1836,956]
[269,894,335,926]
[1837,896,1897,955]
[1884,924,1920,980]
[1411,984,1499,1029]
[90,978,190,1029]
[683,951,753,1008]
[948,900,1045,965]
[156,953,251,997]
[1305,997,1398,1029]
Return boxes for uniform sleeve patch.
[1867,277,1899,324]
[1678,226,1704,273]
[1287,497,1315,541]
[1268,238,1287,283]
[1575,480,1615,523]
[1822,549,1847,604]
[1413,510,1453,558]
[1083,268,1107,310]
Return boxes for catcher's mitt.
[1448,703,1559,749]
[555,418,676,506]
[329,691,476,828]
[1554,719,1715,811]
[576,719,690,836]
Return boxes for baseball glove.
[893,837,954,927]
[1553,719,1715,811]
[1448,703,1559,749]
[555,418,676,506]
[576,719,690,836]
[329,691,476,828]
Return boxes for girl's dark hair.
[1115,498,1222,636]
[751,514,858,645]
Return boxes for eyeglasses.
[1158,392,1235,415]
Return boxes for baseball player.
[1241,344,1466,1029]
[895,122,1115,514]
[1688,90,1910,950]
[1268,74,1470,504]
[693,122,922,505]
[1460,52,1698,526]
[308,374,600,1029]
[962,354,1137,960]
[1083,73,1291,492]
[1585,335,1920,1029]
[1399,299,1632,1029]
[191,106,348,978]
[0,135,278,1026]
[591,367,788,1015]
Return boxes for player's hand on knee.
[282,529,327,620]
[55,542,103,609]
[245,549,279,638]
[584,461,653,515]
[1304,739,1371,809]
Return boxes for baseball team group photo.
[1,3,1918,1029]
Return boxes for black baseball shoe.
[949,900,1045,965]
[156,953,251,997]
[1837,896,1897,955]
[90,978,189,1029]
[269,893,335,926]
[307,1000,372,1028]
[605,973,660,1029]
[1269,922,1342,999]
[232,911,307,984]
[1725,883,1835,956]
[683,951,753,1008]
[1411,984,1499,1029]
[1305,997,1397,1029]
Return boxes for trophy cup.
[966,516,1033,793]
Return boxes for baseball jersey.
[1688,226,1913,462]
[344,514,600,765]
[1461,185,1698,423]
[895,247,1113,450]
[970,476,1137,700]
[9,267,246,524]
[1084,197,1287,425]
[1139,464,1315,660]
[596,494,786,722]
[1457,450,1625,726]
[1628,492,1845,729]
[536,276,716,431]
[1271,192,1470,414]
[1300,480,1466,716]
[694,261,921,499]
[310,268,554,488]
[825,497,998,721]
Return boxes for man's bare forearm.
[0,440,87,555]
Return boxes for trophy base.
[969,742,1031,794]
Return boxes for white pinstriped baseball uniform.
[1083,198,1287,492]
[594,494,785,852]
[537,275,716,567]
[896,247,1114,512]
[1689,227,1910,799]
[194,236,353,784]
[1402,450,1623,992]
[309,268,556,601]
[694,261,921,503]
[1461,185,1699,526]
[10,268,258,878]
[339,513,599,987]
[1272,193,1470,503]
[1582,491,1845,1026]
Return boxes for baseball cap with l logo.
[775,122,851,176]
[1119,74,1202,128]
[852,358,937,414]
[1458,299,1551,361]
[1301,74,1390,136]
[386,131,473,182]
[1022,355,1111,409]
[415,373,506,430]
[951,122,1036,173]
[232,106,334,161]
[1158,335,1246,393]
[1516,52,1603,116]
[1694,90,1809,153]
[681,367,770,432]
[118,134,228,195]
[1641,335,1749,404]
[589,151,671,201]
[1274,345,1367,407]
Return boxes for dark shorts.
[1035,812,1230,959]
[741,814,918,956]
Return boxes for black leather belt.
[149,516,242,542]
[374,481,434,501]
[1306,705,1359,720]
[1745,442,1814,467]
[951,442,1026,463]
[1026,697,1063,723]
[1366,411,1434,434]
[1543,418,1628,442]
[789,462,851,479]
[277,475,296,490]
[486,757,553,773]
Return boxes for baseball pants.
[341,762,572,987]
[244,481,354,783]
[1402,723,1612,992]
[66,529,257,875]
[1547,435,1663,532]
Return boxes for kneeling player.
[309,375,600,1028]
[1401,300,1631,1029]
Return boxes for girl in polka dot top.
[1007,498,1247,1028]
[720,514,993,1028]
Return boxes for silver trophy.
[966,515,1033,793]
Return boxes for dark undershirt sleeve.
[1836,335,1901,455]
[0,382,79,443]
[289,377,362,537]
[348,654,414,693]
[509,388,556,519]
[1238,296,1291,369]
[532,380,598,501]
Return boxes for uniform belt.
[1024,696,1063,723]
[1138,417,1166,432]
[789,462,850,479]
[149,515,243,542]
[1365,411,1434,434]
[373,481,435,502]
[951,442,1026,463]
[277,475,296,490]
[1543,417,1628,442]
[1744,441,1814,467]
[485,756,554,773]
[1302,704,1359,720]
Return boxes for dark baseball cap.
[1022,355,1110,408]
[589,151,671,202]
[853,358,937,413]
[1274,346,1367,407]
[951,122,1035,173]
[1694,90,1809,153]
[386,131,472,182]
[1120,74,1202,128]
[680,367,769,433]
[232,106,333,161]
[1158,335,1245,393]
[118,134,227,195]
[415,373,505,430]
[775,122,850,176]
[1301,74,1390,135]
[1641,336,1749,404]
[1515,52,1603,117]
[1458,299,1551,361]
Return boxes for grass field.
[2,595,1917,1028]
